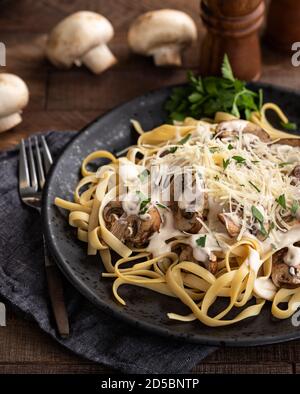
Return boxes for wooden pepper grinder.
[199,0,265,81]
[265,0,300,53]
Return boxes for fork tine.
[41,136,53,174]
[34,136,45,189]
[28,138,38,192]
[19,139,30,190]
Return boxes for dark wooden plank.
[0,363,115,374]
[204,343,296,363]
[193,363,293,374]
[0,110,99,150]
[0,0,200,32]
[47,68,189,111]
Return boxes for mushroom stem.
[81,44,117,74]
[0,112,22,133]
[152,45,182,66]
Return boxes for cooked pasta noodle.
[55,107,300,327]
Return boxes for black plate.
[43,83,300,346]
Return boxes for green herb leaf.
[280,121,297,131]
[221,54,235,82]
[279,161,293,167]
[251,205,264,223]
[291,200,299,217]
[139,198,151,215]
[227,144,234,150]
[276,194,287,209]
[223,158,230,170]
[209,147,219,153]
[168,133,191,154]
[196,235,207,247]
[249,181,260,192]
[232,155,246,164]
[178,133,191,145]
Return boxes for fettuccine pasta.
[55,108,300,327]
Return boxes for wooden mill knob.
[265,0,300,53]
[199,0,265,81]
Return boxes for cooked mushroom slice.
[275,138,300,148]
[104,201,161,247]
[216,119,270,142]
[291,165,300,180]
[218,213,241,238]
[0,74,29,133]
[170,176,208,234]
[127,206,161,247]
[172,205,204,234]
[46,11,117,74]
[271,245,300,288]
[174,244,218,274]
[128,9,197,66]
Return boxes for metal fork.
[19,136,70,338]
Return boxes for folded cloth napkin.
[0,131,216,374]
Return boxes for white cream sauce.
[146,211,182,258]
[189,233,221,263]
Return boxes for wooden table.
[0,0,300,374]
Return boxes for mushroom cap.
[46,11,114,68]
[0,73,29,117]
[128,9,197,55]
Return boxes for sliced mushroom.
[128,9,197,66]
[291,165,300,180]
[216,119,270,142]
[218,213,241,238]
[170,175,208,234]
[173,244,218,274]
[271,244,300,288]
[104,201,161,247]
[46,11,117,74]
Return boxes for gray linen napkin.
[0,131,216,374]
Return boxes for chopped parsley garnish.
[232,155,246,164]
[196,235,207,247]
[279,161,293,168]
[251,205,264,223]
[139,198,151,215]
[249,181,260,192]
[223,158,230,170]
[251,160,260,164]
[169,133,191,153]
[227,144,234,150]
[276,194,287,209]
[291,200,299,217]
[209,147,219,153]
[280,121,297,131]
[136,191,151,215]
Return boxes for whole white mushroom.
[46,11,117,74]
[0,73,29,133]
[128,9,197,66]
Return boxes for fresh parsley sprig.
[165,55,262,122]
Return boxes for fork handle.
[43,237,70,338]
